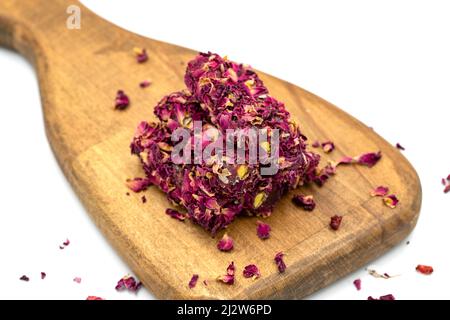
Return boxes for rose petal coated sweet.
[243,264,261,279]
[131,52,320,234]
[274,252,286,273]
[217,234,234,252]
[292,194,316,211]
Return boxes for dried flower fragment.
[189,274,199,289]
[133,47,148,63]
[329,215,343,231]
[353,279,361,291]
[86,296,104,300]
[140,79,152,88]
[396,143,405,150]
[256,221,271,239]
[59,238,70,250]
[416,265,433,275]
[312,141,320,148]
[368,294,395,300]
[292,194,316,211]
[371,186,389,197]
[166,208,187,221]
[73,277,82,284]
[141,195,147,203]
[115,90,130,110]
[383,194,399,208]
[337,152,382,168]
[243,264,261,280]
[115,275,142,293]
[217,262,235,285]
[274,252,286,273]
[126,177,152,193]
[20,275,29,282]
[41,272,46,280]
[217,233,234,252]
[321,141,335,153]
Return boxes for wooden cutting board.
[0,0,421,299]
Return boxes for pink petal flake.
[126,177,152,193]
[353,279,361,291]
[256,221,271,239]
[59,239,70,250]
[139,79,152,88]
[383,194,399,208]
[217,262,235,285]
[243,264,261,280]
[188,274,199,289]
[20,275,30,282]
[274,252,286,273]
[217,233,234,252]
[330,215,343,231]
[166,208,187,221]
[368,294,395,300]
[292,194,316,211]
[444,185,450,194]
[115,90,130,110]
[312,140,320,148]
[86,296,104,300]
[133,47,148,63]
[337,152,382,168]
[73,277,82,284]
[396,143,405,151]
[41,272,46,280]
[115,275,142,293]
[371,186,389,197]
[321,141,335,153]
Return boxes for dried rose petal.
[371,186,389,197]
[20,275,29,282]
[141,195,147,203]
[126,177,152,193]
[353,279,361,291]
[321,141,335,153]
[115,275,142,293]
[59,238,70,250]
[330,215,343,231]
[256,221,271,239]
[355,152,382,167]
[41,272,46,280]
[368,294,395,300]
[73,277,82,284]
[217,233,234,252]
[416,265,433,275]
[444,185,450,194]
[188,274,199,289]
[383,194,399,208]
[312,140,320,148]
[133,47,148,63]
[166,208,187,221]
[139,79,152,88]
[203,280,208,286]
[115,90,130,110]
[86,296,104,300]
[217,262,235,285]
[396,143,405,151]
[243,264,261,280]
[292,194,316,211]
[274,252,286,273]
[447,174,450,181]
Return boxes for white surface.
[0,0,449,300]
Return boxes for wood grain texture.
[0,0,421,299]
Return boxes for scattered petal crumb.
[292,194,316,211]
[20,275,29,282]
[86,296,104,300]
[115,90,130,110]
[256,221,271,239]
[217,262,235,285]
[416,265,433,275]
[141,195,147,203]
[367,269,392,279]
[368,294,395,300]
[321,141,335,153]
[41,272,46,280]
[353,279,361,291]
[383,194,399,208]
[59,239,70,250]
[445,185,450,194]
[188,274,199,289]
[126,177,152,193]
[312,140,320,148]
[396,143,405,151]
[133,47,148,63]
[274,252,286,273]
[140,79,152,88]
[217,233,234,252]
[371,186,389,197]
[115,275,142,293]
[73,277,82,284]
[166,208,187,221]
[329,215,343,231]
[243,264,261,280]
[203,280,208,286]
[338,152,382,168]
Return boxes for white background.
[0,0,449,300]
